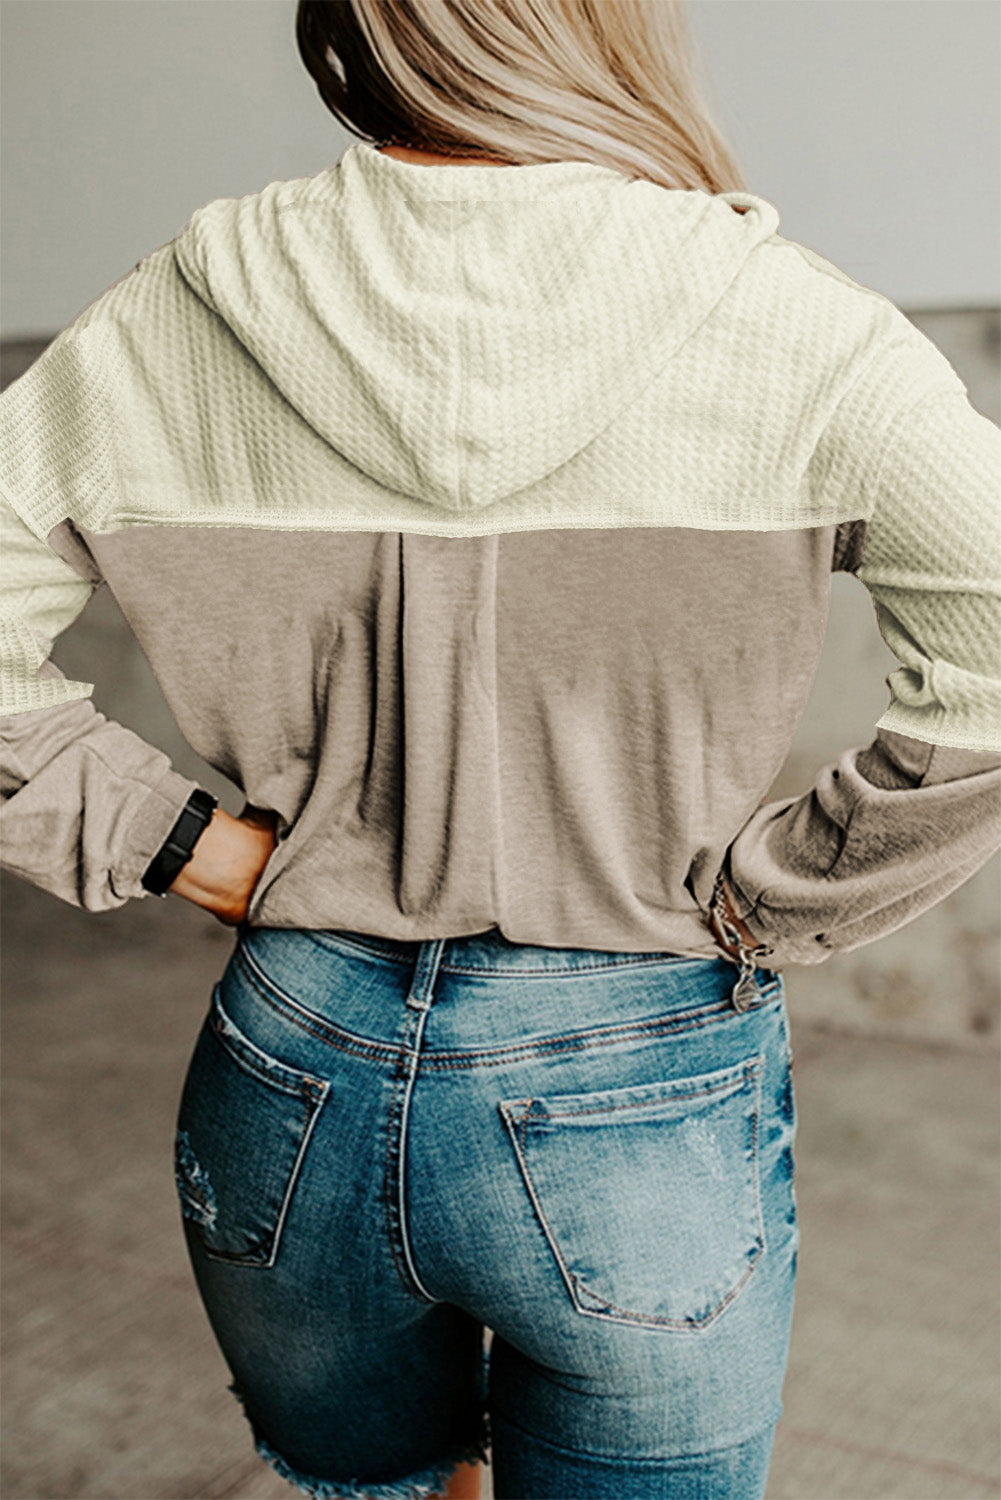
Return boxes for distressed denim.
[173,924,799,1499]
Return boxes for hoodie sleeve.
[0,332,203,911]
[717,323,1001,968]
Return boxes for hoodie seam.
[767,236,901,312]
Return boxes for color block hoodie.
[1,140,999,970]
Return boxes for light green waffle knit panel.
[1,141,998,745]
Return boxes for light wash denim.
[174,924,799,1499]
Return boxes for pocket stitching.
[499,1103,582,1317]
[198,1086,327,1269]
[525,1065,757,1123]
[210,983,327,1098]
[572,1250,762,1329]
[499,1057,766,1331]
[503,1056,761,1123]
[183,986,330,1269]
[201,1086,328,1272]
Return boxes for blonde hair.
[296,0,750,194]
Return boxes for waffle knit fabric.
[1,139,999,965]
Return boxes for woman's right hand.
[167,805,279,926]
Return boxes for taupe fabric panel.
[6,515,994,965]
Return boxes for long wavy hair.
[295,0,750,194]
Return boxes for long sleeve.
[720,325,1001,968]
[0,337,203,912]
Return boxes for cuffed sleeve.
[719,319,1001,968]
[0,423,202,911]
[721,730,1001,967]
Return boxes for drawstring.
[709,869,775,1012]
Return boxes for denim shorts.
[173,924,799,1500]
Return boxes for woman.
[1,2,999,1496]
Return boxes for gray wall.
[2,0,998,336]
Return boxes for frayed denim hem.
[228,1381,492,1500]
[255,1430,490,1500]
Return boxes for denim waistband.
[287,923,724,977]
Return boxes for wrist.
[168,807,277,923]
[167,808,244,898]
[165,808,228,898]
[140,788,219,897]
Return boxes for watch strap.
[140,788,219,897]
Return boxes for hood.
[172,140,780,513]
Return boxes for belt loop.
[405,937,447,1011]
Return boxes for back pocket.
[498,1055,765,1331]
[174,983,329,1268]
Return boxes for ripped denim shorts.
[174,924,798,1500]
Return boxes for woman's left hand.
[166,804,279,926]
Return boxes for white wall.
[2,0,998,338]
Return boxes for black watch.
[140,788,219,897]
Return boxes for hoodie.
[1,139,999,971]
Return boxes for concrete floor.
[2,868,998,1500]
